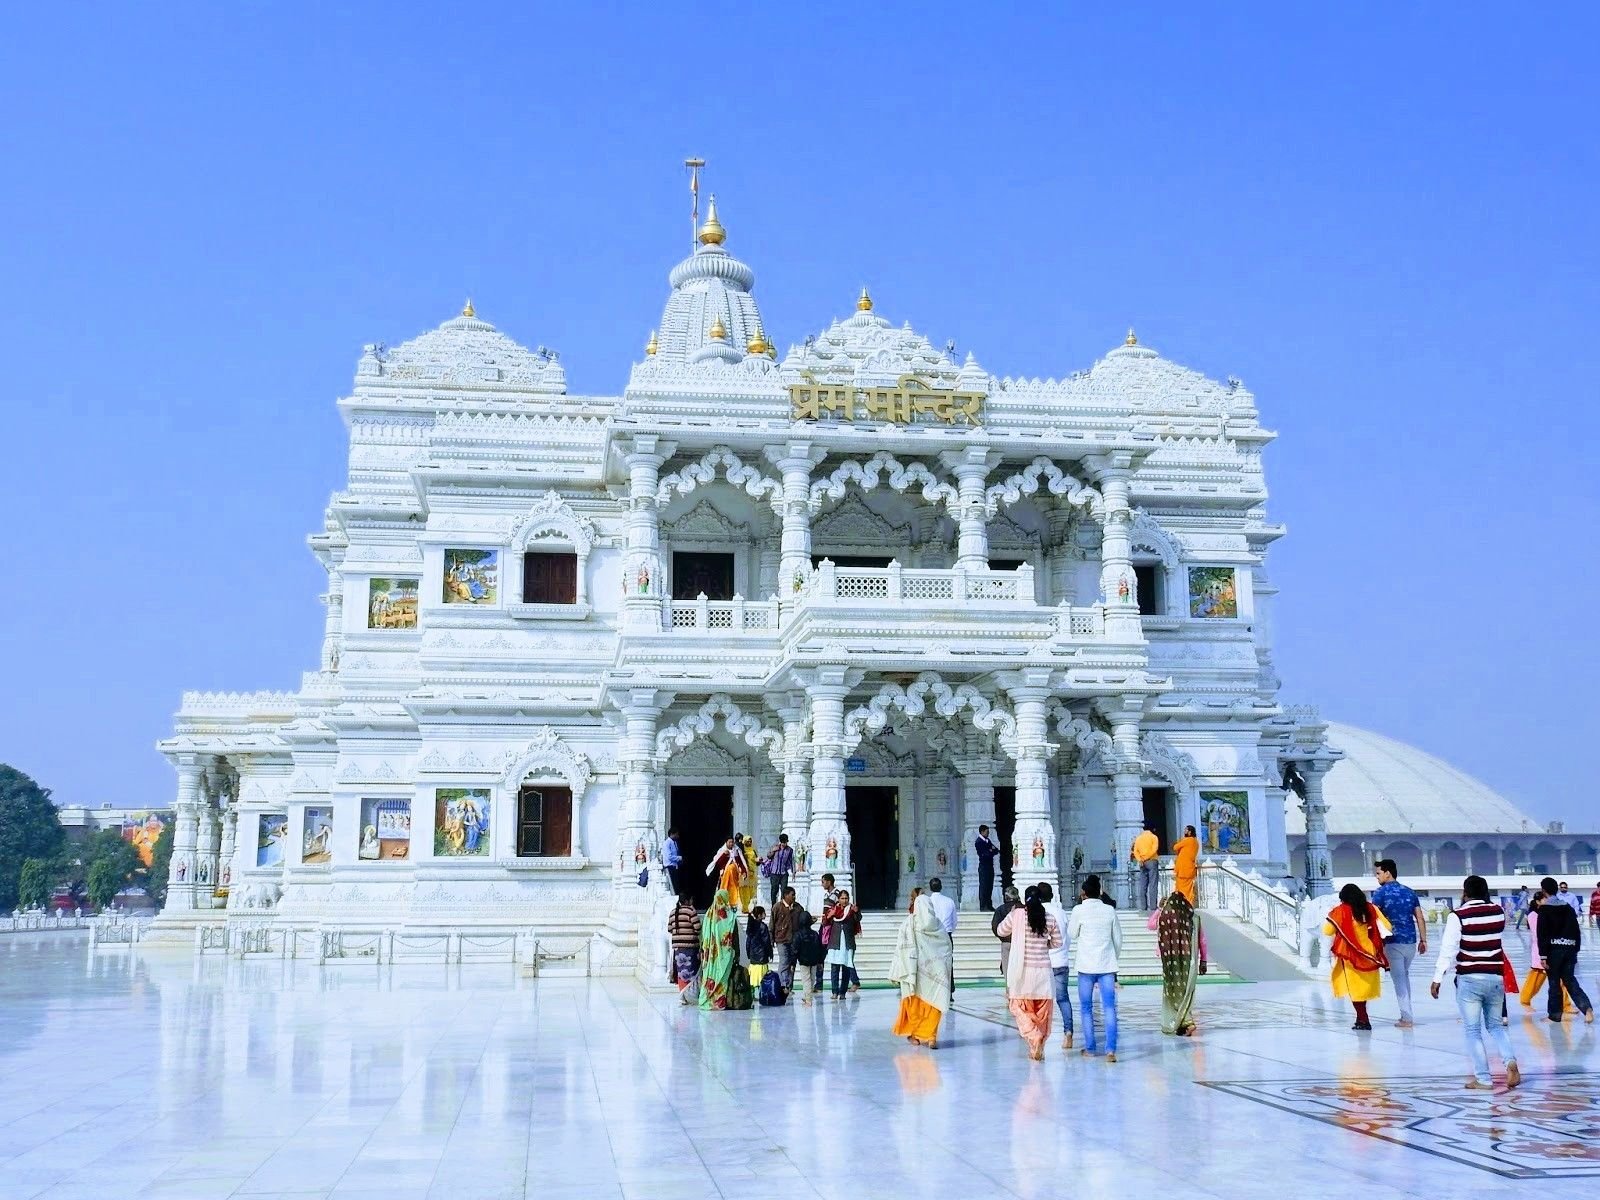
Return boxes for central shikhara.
[154,192,1342,975]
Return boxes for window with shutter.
[517,785,573,857]
[523,552,578,604]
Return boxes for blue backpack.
[758,971,788,1007]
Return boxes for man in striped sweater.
[1430,875,1521,1090]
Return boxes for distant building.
[56,804,171,868]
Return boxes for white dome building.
[1286,722,1597,880]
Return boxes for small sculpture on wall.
[1117,574,1131,603]
[824,835,839,869]
[636,563,651,595]
[796,842,809,872]
[634,841,647,865]
[935,847,947,870]
[1032,834,1046,868]
[175,860,187,883]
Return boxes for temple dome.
[649,196,767,365]
[1285,723,1539,837]
[357,305,566,394]
[781,297,988,391]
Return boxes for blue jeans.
[1052,967,1074,1034]
[1386,941,1417,1022]
[1078,972,1117,1053]
[1454,973,1517,1084]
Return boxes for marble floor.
[0,933,1597,1199]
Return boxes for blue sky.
[2,5,1595,828]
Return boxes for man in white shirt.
[926,877,958,1000]
[1037,882,1074,1050]
[1067,874,1124,1061]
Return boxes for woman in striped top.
[1430,875,1521,1090]
[997,886,1064,1060]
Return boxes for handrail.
[806,560,1035,606]
[1192,858,1307,963]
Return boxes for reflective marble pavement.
[1,933,1597,1199]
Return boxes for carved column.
[777,696,812,895]
[1299,759,1333,898]
[1048,509,1077,607]
[805,668,853,907]
[767,443,825,614]
[921,763,955,889]
[956,731,997,910]
[1095,456,1142,640]
[615,690,667,905]
[1006,674,1056,895]
[194,772,220,905]
[1058,768,1087,898]
[621,436,675,631]
[319,564,344,672]
[165,755,203,913]
[1108,702,1145,908]
[941,447,1003,571]
[216,798,237,900]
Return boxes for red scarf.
[1327,904,1390,971]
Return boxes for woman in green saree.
[1148,891,1207,1035]
[698,889,740,1010]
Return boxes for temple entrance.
[1142,787,1173,852]
[994,785,1016,894]
[672,552,735,601]
[670,785,732,908]
[845,786,899,909]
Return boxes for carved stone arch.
[851,732,919,778]
[501,727,593,858]
[1139,731,1196,794]
[661,498,752,543]
[664,738,750,777]
[1048,700,1118,772]
[984,458,1105,522]
[811,493,912,555]
[844,672,1019,758]
[1129,510,1183,616]
[508,491,597,609]
[808,452,958,516]
[654,694,785,768]
[656,446,784,515]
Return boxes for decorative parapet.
[179,691,299,719]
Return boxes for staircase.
[846,908,1233,986]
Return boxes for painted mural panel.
[1200,790,1251,856]
[302,806,333,864]
[367,578,419,629]
[434,788,491,857]
[1188,566,1238,618]
[443,549,498,605]
[359,798,411,860]
[257,814,288,867]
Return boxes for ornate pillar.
[194,772,220,905]
[621,436,675,631]
[805,668,853,907]
[1048,509,1077,607]
[319,564,344,671]
[1107,700,1145,907]
[1005,673,1056,894]
[920,766,954,887]
[165,755,203,912]
[777,696,812,894]
[1299,759,1334,897]
[216,798,237,901]
[956,731,997,910]
[767,442,825,612]
[1093,455,1142,640]
[941,447,1003,571]
[615,689,667,905]
[756,765,783,858]
[1058,768,1087,897]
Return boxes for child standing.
[745,905,772,989]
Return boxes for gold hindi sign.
[788,374,983,426]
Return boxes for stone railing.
[1193,858,1305,963]
[807,560,1035,606]
[1056,606,1105,637]
[665,595,782,632]
[2,912,94,934]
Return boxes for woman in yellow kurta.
[1172,824,1200,905]
[1322,883,1391,1030]
[889,894,953,1048]
[739,835,760,914]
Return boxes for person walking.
[1513,885,1531,929]
[697,889,741,1010]
[974,826,1000,910]
[889,894,953,1048]
[1555,881,1585,918]
[1429,874,1521,1090]
[1132,823,1161,912]
[771,886,801,989]
[738,835,760,914]
[925,876,958,1000]
[1588,882,1600,932]
[663,827,684,900]
[763,833,794,908]
[1172,824,1200,906]
[1371,859,1428,1027]
[666,893,702,1004]
[1323,882,1391,1031]
[1037,882,1074,1050]
[992,886,1022,982]
[1148,891,1207,1036]
[998,888,1063,1060]
[745,905,772,990]
[1536,875,1595,1023]
[1069,874,1123,1061]
[1518,892,1570,1016]
[824,890,861,998]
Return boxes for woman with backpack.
[1323,882,1392,1030]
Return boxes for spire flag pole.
[685,157,705,251]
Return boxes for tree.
[86,859,122,910]
[17,859,50,911]
[0,766,65,912]
[146,821,174,905]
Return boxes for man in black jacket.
[1536,876,1595,1023]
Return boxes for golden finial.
[708,316,728,341]
[462,297,476,319]
[857,286,873,312]
[697,194,726,246]
[746,324,771,356]
[1125,327,1138,346]
[645,329,659,356]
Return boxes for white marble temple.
[0,934,1596,1199]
